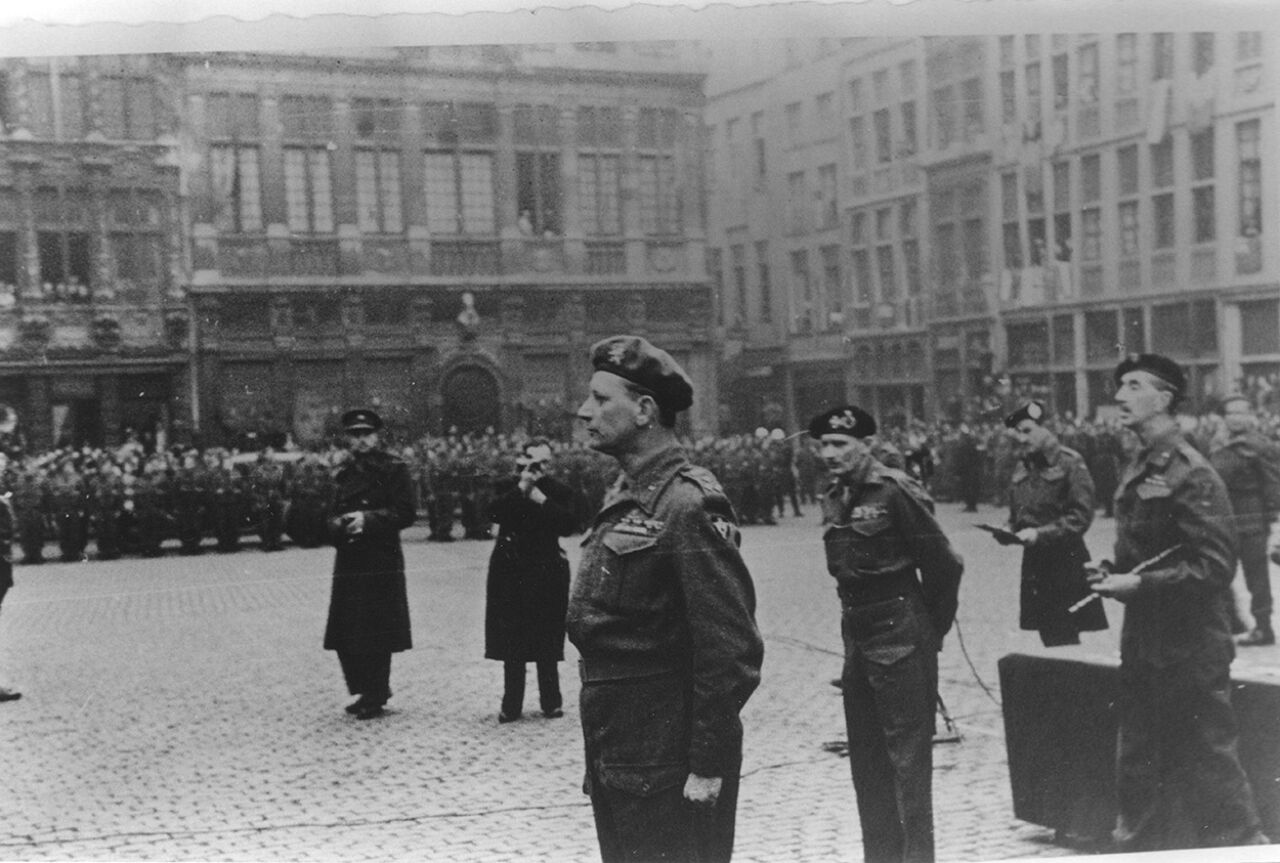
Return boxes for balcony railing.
[430,240,501,276]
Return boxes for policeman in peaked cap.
[342,408,383,434]
[1091,350,1268,850]
[569,334,762,862]
[323,405,415,721]
[810,400,963,863]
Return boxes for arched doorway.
[441,364,500,433]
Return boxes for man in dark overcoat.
[484,439,577,723]
[997,401,1107,646]
[323,408,415,721]
[1088,354,1267,852]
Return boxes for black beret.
[1004,400,1047,428]
[1113,353,1186,396]
[590,335,694,413]
[808,405,877,439]
[342,408,383,432]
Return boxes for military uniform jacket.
[1209,431,1280,537]
[820,464,964,640]
[0,489,13,591]
[1008,442,1106,633]
[323,450,415,655]
[567,445,763,777]
[1114,424,1238,670]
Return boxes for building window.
[899,59,917,95]
[874,108,892,164]
[1000,70,1017,125]
[1052,160,1071,259]
[424,151,495,235]
[751,111,766,180]
[787,171,807,234]
[849,116,868,172]
[353,98,400,139]
[515,104,564,236]
[962,216,987,280]
[785,102,803,148]
[98,56,156,140]
[578,105,623,236]
[355,150,403,234]
[207,92,260,140]
[1193,33,1215,76]
[1080,207,1101,261]
[815,92,834,135]
[1237,118,1262,275]
[35,186,93,299]
[1025,61,1042,130]
[791,249,811,329]
[1153,192,1175,249]
[1077,42,1098,103]
[755,241,772,322]
[109,188,162,284]
[900,102,917,157]
[283,147,334,234]
[849,78,865,114]
[1237,31,1262,63]
[1191,128,1215,243]
[1150,136,1173,188]
[934,85,955,148]
[1116,33,1138,95]
[818,164,838,229]
[26,58,88,140]
[578,154,621,236]
[1081,153,1101,203]
[731,244,747,325]
[279,95,333,140]
[999,35,1016,67]
[1152,33,1174,81]
[637,107,680,236]
[209,144,262,232]
[1118,144,1139,195]
[1118,200,1139,257]
[821,244,843,317]
[901,199,921,296]
[708,248,723,325]
[961,77,983,140]
[851,211,871,304]
[1051,51,1069,110]
[876,242,896,301]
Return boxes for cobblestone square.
[1,504,1277,862]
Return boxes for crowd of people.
[2,402,1280,565]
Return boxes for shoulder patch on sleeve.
[709,513,741,547]
[680,465,726,497]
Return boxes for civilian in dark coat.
[485,440,577,723]
[323,409,415,721]
[1001,402,1107,646]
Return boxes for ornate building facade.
[0,55,189,449]
[181,45,715,446]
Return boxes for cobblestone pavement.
[1,503,1277,863]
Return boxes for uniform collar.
[604,444,686,515]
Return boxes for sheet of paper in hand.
[975,523,1024,545]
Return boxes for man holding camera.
[484,439,578,724]
[323,409,416,720]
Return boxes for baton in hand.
[1068,544,1183,614]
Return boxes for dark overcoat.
[1009,442,1108,636]
[323,450,415,655]
[484,475,576,662]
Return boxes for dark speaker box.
[998,652,1280,844]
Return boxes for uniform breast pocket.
[847,516,893,569]
[601,530,663,610]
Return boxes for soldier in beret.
[810,404,963,863]
[995,401,1107,646]
[1088,354,1267,851]
[1210,393,1280,646]
[323,409,415,721]
[568,335,763,863]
